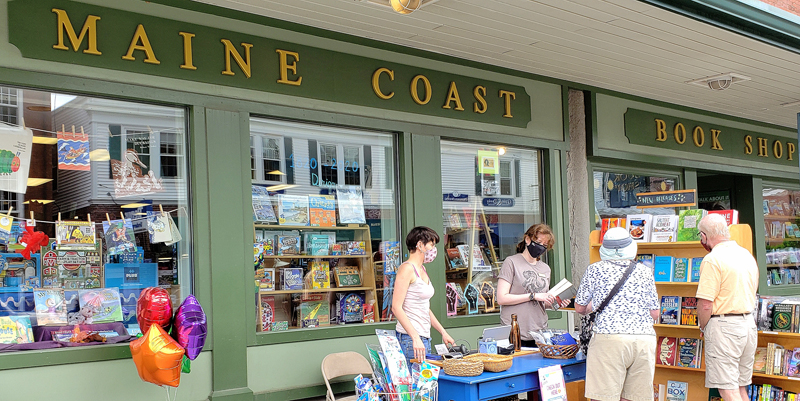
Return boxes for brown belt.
[710,313,750,318]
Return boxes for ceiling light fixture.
[267,170,286,176]
[361,0,439,14]
[121,202,150,209]
[23,199,55,205]
[27,178,53,187]
[32,136,58,145]
[686,73,751,91]
[89,149,110,161]
[266,184,298,191]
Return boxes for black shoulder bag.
[578,260,637,355]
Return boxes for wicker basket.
[536,342,580,359]
[464,353,514,372]
[442,357,484,376]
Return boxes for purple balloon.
[172,295,207,360]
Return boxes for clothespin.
[57,212,61,222]
[87,214,91,224]
[106,213,111,225]
[120,212,125,224]
[80,126,85,138]
[29,211,34,225]
[6,206,12,219]
[71,125,75,135]
[20,118,25,130]
[61,124,65,134]
[159,204,165,217]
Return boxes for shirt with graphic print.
[575,260,659,335]
[498,253,551,340]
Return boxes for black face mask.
[526,241,547,259]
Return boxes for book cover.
[34,289,68,325]
[626,214,653,242]
[677,209,707,242]
[690,258,702,282]
[672,258,689,282]
[547,279,577,310]
[277,194,310,226]
[471,246,490,271]
[336,186,366,224]
[773,303,794,332]
[0,316,33,344]
[310,261,330,289]
[281,267,304,290]
[382,241,401,274]
[654,256,675,282]
[787,348,800,377]
[754,347,768,373]
[650,215,679,242]
[676,338,701,368]
[636,254,655,270]
[252,185,278,223]
[55,220,97,250]
[666,381,688,401]
[456,245,471,268]
[446,248,465,270]
[258,294,275,332]
[102,219,137,255]
[277,235,301,255]
[308,194,337,227]
[657,336,677,366]
[660,296,681,325]
[708,209,739,225]
[600,217,626,243]
[680,297,698,326]
[78,288,123,323]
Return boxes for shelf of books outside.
[653,324,701,330]
[259,286,374,295]
[657,365,704,373]
[765,215,800,221]
[254,224,371,231]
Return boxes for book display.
[590,223,753,400]
[763,189,800,288]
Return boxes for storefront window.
[593,171,677,230]
[250,117,399,332]
[439,141,543,316]
[0,86,191,347]
[763,187,800,286]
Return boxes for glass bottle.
[510,314,521,351]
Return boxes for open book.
[547,278,577,310]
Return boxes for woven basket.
[442,357,484,376]
[464,353,513,372]
[536,342,580,359]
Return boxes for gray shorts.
[704,314,758,390]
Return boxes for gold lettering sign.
[410,75,432,105]
[276,49,302,86]
[221,39,253,78]
[473,86,487,114]
[122,24,160,64]
[52,8,101,55]
[372,68,394,100]
[442,82,464,111]
[499,90,515,118]
[179,32,196,70]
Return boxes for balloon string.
[163,386,178,401]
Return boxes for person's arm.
[497,278,553,306]
[573,265,594,315]
[575,302,592,315]
[698,298,713,332]
[695,258,720,334]
[650,309,660,322]
[429,310,455,347]
[391,263,425,360]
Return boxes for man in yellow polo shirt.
[696,214,758,401]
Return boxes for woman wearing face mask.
[497,223,569,347]
[392,226,456,365]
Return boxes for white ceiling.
[193,0,800,129]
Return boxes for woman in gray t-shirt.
[497,223,569,347]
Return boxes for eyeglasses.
[697,231,706,239]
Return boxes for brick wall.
[759,0,800,16]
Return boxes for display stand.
[589,224,764,399]
[254,224,376,330]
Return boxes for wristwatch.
[529,293,535,302]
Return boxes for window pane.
[262,137,282,182]
[440,142,543,317]
[250,136,257,180]
[344,146,360,186]
[593,171,677,230]
[0,86,192,347]
[249,117,399,332]
[763,187,800,286]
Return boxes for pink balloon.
[137,287,173,335]
[172,295,207,360]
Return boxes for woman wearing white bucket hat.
[575,227,660,401]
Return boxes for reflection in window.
[763,187,800,286]
[593,171,677,230]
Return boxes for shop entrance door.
[697,173,757,229]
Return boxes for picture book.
[382,241,401,274]
[708,209,739,225]
[787,348,800,377]
[650,215,679,242]
[0,316,33,344]
[653,256,675,282]
[676,338,701,368]
[680,297,698,326]
[636,254,655,270]
[308,194,336,227]
[336,186,366,224]
[657,336,677,366]
[308,234,330,256]
[252,185,278,223]
[753,347,768,373]
[660,295,680,325]
[102,219,136,255]
[626,214,653,242]
[34,289,68,325]
[78,287,123,323]
[600,217,626,243]
[258,294,275,332]
[446,248,465,270]
[773,303,794,332]
[55,220,97,250]
[281,267,304,290]
[277,235,301,255]
[375,329,413,385]
[690,258,702,282]
[677,209,707,242]
[310,260,330,289]
[666,380,688,401]
[672,258,689,282]
[277,194,310,226]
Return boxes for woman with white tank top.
[392,226,456,364]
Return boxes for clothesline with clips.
[13,206,186,228]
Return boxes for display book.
[359,329,440,398]
[616,209,736,243]
[251,185,366,226]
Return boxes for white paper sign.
[537,364,568,401]
[0,125,33,194]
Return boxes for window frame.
[316,142,364,187]
[249,133,285,185]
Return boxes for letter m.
[52,8,101,55]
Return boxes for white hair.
[698,214,730,241]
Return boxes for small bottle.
[510,314,521,351]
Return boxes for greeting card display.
[55,220,97,250]
[102,219,136,255]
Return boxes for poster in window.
[477,150,499,175]
[110,149,164,198]
[0,125,32,194]
[57,127,90,171]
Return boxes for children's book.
[308,194,337,227]
[382,241,401,274]
[650,215,679,243]
[336,186,366,224]
[787,348,800,377]
[680,297,698,326]
[672,258,689,282]
[626,214,653,242]
[654,256,675,282]
[252,185,278,223]
[310,261,330,289]
[676,338,701,368]
[446,248,465,270]
[0,316,33,344]
[657,336,677,366]
[102,219,136,255]
[666,380,688,401]
[708,209,739,225]
[660,295,680,325]
[677,209,708,242]
[78,287,123,323]
[690,258,702,282]
[34,289,68,325]
[753,347,768,373]
[258,294,275,332]
[375,329,413,385]
[277,194,310,226]
[55,220,97,250]
[636,254,655,270]
[277,235,301,255]
[600,217,626,243]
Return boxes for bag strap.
[594,260,636,316]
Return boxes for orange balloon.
[130,324,185,388]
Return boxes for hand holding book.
[547,278,577,310]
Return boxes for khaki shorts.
[704,314,758,390]
[585,333,656,401]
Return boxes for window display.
[763,187,800,286]
[250,117,399,331]
[593,171,677,230]
[440,141,543,316]
[0,86,191,348]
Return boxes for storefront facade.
[0,0,572,399]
